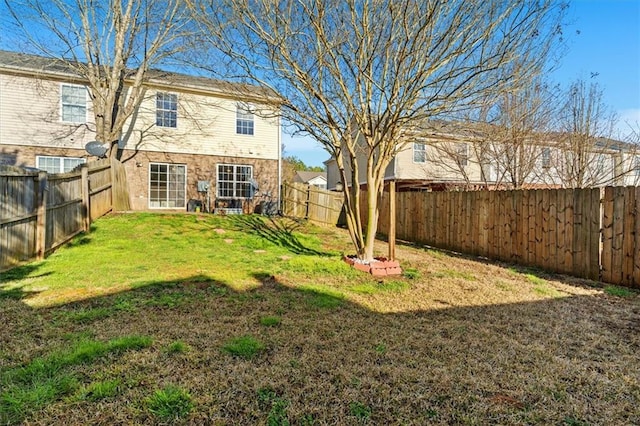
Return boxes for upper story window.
[61,84,87,123]
[36,155,86,173]
[156,92,177,128]
[541,147,551,168]
[456,143,468,166]
[413,143,426,163]
[635,156,640,177]
[236,106,254,135]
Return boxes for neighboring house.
[325,121,638,191]
[0,50,281,212]
[293,171,327,190]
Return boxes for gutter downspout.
[277,114,282,206]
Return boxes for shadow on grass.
[0,264,52,297]
[2,270,639,424]
[0,284,43,301]
[229,215,331,256]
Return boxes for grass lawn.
[1,213,639,424]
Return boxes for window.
[596,154,613,173]
[156,92,177,128]
[413,143,426,163]
[635,156,640,177]
[36,156,86,173]
[149,163,186,208]
[217,164,253,198]
[236,107,254,135]
[456,143,468,166]
[61,84,87,123]
[541,147,551,168]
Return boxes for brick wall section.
[0,145,279,212]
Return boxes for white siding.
[0,73,279,161]
[0,74,95,149]
[394,140,484,183]
[122,89,279,160]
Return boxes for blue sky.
[287,0,640,167]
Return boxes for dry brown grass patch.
[1,219,638,424]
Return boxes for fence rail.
[0,158,130,271]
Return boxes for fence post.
[109,157,115,210]
[81,165,91,231]
[388,180,396,260]
[305,184,311,219]
[35,171,48,259]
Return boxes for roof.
[0,50,279,102]
[293,171,327,184]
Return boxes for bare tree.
[553,79,628,188]
[3,0,195,158]
[190,0,565,261]
[482,77,558,188]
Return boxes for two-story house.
[0,50,281,212]
[325,121,637,191]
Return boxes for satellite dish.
[85,141,108,158]
[249,178,259,190]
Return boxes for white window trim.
[36,155,86,173]
[236,106,255,136]
[216,163,254,198]
[156,92,178,128]
[60,83,88,124]
[148,162,187,209]
[413,142,427,164]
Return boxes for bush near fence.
[0,158,130,270]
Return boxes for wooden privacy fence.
[601,186,640,287]
[364,187,639,288]
[281,182,344,226]
[0,158,130,271]
[372,188,601,281]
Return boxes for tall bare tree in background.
[554,79,626,187]
[3,0,194,158]
[190,0,565,261]
[482,76,558,188]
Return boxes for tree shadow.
[0,284,43,301]
[228,215,331,256]
[0,263,51,283]
[0,264,50,301]
[1,270,638,424]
